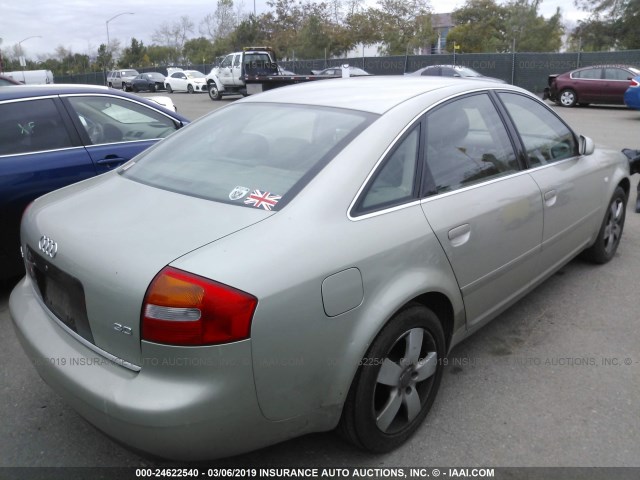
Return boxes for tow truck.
[205,46,340,100]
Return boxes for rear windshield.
[122,103,375,210]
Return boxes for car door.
[231,54,243,85]
[602,67,633,103]
[498,92,606,275]
[175,72,189,91]
[62,94,182,173]
[217,54,234,86]
[420,93,544,328]
[0,97,95,277]
[574,67,603,103]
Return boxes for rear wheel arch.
[412,292,455,352]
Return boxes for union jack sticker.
[244,190,282,211]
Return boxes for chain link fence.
[58,51,640,94]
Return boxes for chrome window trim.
[0,94,59,105]
[348,87,528,222]
[0,145,86,158]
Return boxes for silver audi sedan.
[10,77,630,460]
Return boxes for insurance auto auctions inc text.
[255,468,495,478]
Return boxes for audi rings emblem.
[38,235,58,258]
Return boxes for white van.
[4,70,54,85]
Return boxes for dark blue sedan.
[0,85,189,281]
[624,76,640,109]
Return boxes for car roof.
[241,76,518,114]
[0,84,113,100]
[0,84,190,121]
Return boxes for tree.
[120,38,148,68]
[371,0,434,55]
[504,0,563,52]
[183,37,217,64]
[200,0,238,41]
[571,0,640,49]
[447,0,563,53]
[152,16,195,54]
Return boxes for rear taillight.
[142,267,257,346]
[631,79,640,88]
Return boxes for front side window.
[425,93,518,194]
[220,55,233,68]
[0,99,73,156]
[499,92,578,167]
[67,96,179,145]
[122,103,375,210]
[603,68,632,81]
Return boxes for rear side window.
[499,92,578,167]
[355,125,421,214]
[67,96,178,145]
[424,93,518,195]
[573,68,601,79]
[122,103,375,210]
[0,99,73,156]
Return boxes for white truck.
[205,46,338,100]
[4,69,54,85]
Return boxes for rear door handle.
[544,189,557,207]
[448,224,471,247]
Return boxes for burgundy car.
[544,65,640,107]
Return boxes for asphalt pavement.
[1,91,639,471]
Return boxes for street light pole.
[18,35,42,73]
[105,11,134,80]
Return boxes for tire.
[583,186,627,264]
[132,85,138,93]
[166,84,173,94]
[208,83,222,100]
[339,303,445,453]
[122,83,127,91]
[559,89,577,107]
[150,84,156,92]
[187,84,194,94]
[108,82,113,88]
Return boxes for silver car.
[10,77,630,460]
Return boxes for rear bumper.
[9,276,306,460]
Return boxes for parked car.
[107,69,140,90]
[165,70,207,93]
[145,95,178,112]
[0,85,189,281]
[10,77,634,461]
[0,75,22,86]
[311,66,371,76]
[623,75,640,109]
[277,65,297,76]
[128,72,166,92]
[406,64,505,83]
[544,64,640,107]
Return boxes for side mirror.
[579,135,595,156]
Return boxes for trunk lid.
[22,173,272,367]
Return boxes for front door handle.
[96,156,127,166]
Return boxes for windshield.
[185,71,205,79]
[122,103,375,210]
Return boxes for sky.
[0,0,589,59]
